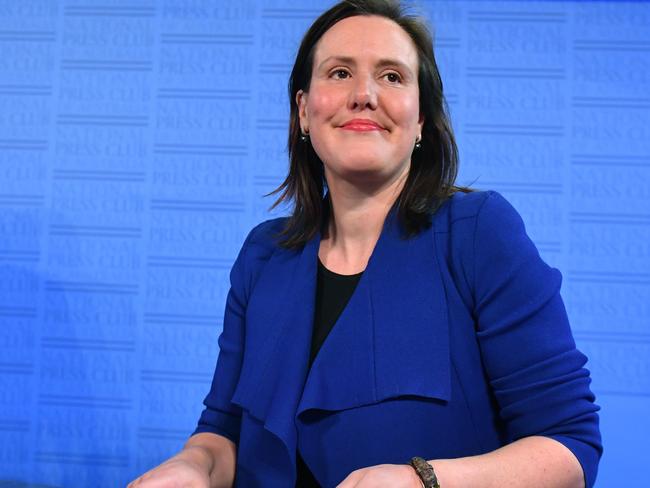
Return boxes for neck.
[320,167,407,272]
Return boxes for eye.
[330,68,350,79]
[384,72,402,84]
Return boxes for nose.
[347,74,378,111]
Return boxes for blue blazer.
[193,190,602,488]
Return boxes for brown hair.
[268,0,475,249]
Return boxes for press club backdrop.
[0,1,648,486]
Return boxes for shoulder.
[431,189,535,296]
[446,189,518,222]
[229,217,288,297]
[433,189,517,234]
[245,216,288,246]
[240,216,288,261]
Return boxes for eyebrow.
[316,55,415,78]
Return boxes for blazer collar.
[231,201,451,468]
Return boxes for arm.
[430,435,584,488]
[188,225,261,484]
[430,191,601,487]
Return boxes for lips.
[341,118,385,131]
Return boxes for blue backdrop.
[0,1,648,486]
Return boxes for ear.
[418,112,425,134]
[296,89,309,132]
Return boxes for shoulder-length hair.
[268,0,475,249]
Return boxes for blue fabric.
[192,189,602,488]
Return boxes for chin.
[340,151,387,166]
[338,163,396,183]
[339,158,385,172]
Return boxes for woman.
[129,1,601,487]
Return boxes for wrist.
[179,445,214,474]
[405,463,425,487]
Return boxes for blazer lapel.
[297,206,451,416]
[230,226,319,463]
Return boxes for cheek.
[308,89,344,120]
[375,85,419,122]
[393,95,421,125]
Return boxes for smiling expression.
[296,15,424,188]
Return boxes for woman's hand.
[126,454,211,488]
[336,463,423,488]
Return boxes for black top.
[295,258,364,487]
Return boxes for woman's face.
[297,15,424,189]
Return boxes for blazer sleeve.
[471,191,602,488]
[191,225,259,445]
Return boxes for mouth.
[340,119,385,131]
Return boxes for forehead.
[313,15,419,69]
